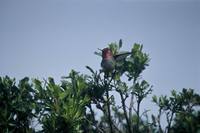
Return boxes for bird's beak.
[98,48,103,51]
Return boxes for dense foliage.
[0,41,199,133]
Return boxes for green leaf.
[152,95,157,103]
[86,66,95,74]
[119,39,122,48]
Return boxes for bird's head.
[102,48,113,59]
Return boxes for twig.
[129,78,136,131]
[105,86,114,133]
[136,100,141,132]
[166,111,174,133]
[158,108,163,133]
[119,91,132,133]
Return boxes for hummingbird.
[101,47,131,72]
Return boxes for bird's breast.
[101,58,115,71]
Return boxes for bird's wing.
[114,51,131,62]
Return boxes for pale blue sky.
[0,0,199,98]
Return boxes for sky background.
[0,0,200,119]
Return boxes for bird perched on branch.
[100,47,131,72]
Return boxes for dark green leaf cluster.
[152,89,200,133]
[0,71,90,133]
[34,70,90,133]
[0,76,36,132]
[0,40,199,133]
[125,44,149,81]
[132,80,152,104]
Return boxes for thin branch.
[89,104,96,125]
[112,122,123,133]
[140,110,150,119]
[103,75,114,133]
[167,112,174,133]
[129,78,136,131]
[106,88,114,133]
[129,93,134,119]
[85,117,105,133]
[119,91,132,133]
[136,100,141,132]
[158,108,163,133]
